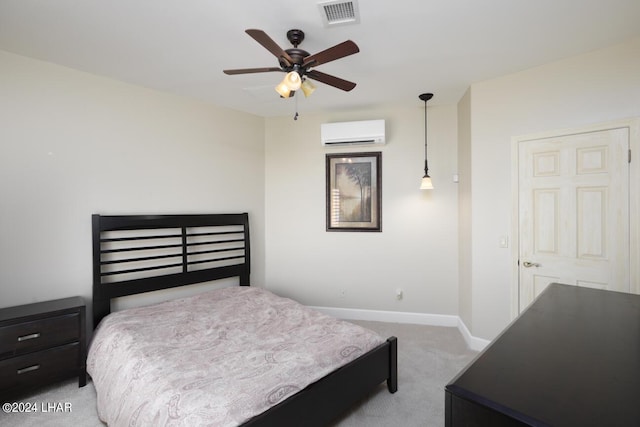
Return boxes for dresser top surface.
[447,283,640,426]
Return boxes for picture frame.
[326,151,382,232]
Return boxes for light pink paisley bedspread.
[87,287,385,427]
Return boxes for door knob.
[522,261,541,268]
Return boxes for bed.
[88,213,397,426]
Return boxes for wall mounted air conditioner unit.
[321,119,385,146]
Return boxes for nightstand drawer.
[0,313,80,358]
[0,342,79,392]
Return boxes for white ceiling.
[1,0,639,117]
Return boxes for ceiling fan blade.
[302,40,359,68]
[306,70,356,92]
[245,29,294,65]
[223,67,282,75]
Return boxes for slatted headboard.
[92,213,250,328]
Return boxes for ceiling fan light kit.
[224,28,360,102]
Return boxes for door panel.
[534,189,559,254]
[518,128,630,311]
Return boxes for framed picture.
[326,151,382,232]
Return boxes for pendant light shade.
[419,93,434,190]
[420,176,434,190]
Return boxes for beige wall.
[0,51,266,313]
[465,37,640,339]
[264,103,460,317]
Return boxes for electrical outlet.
[395,288,403,300]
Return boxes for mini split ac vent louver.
[318,0,360,27]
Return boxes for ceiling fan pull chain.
[294,93,299,121]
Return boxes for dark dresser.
[0,296,86,401]
[445,283,640,426]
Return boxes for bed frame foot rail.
[243,335,398,426]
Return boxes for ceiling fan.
[223,29,359,98]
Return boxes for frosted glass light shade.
[284,71,301,90]
[275,81,291,97]
[301,79,316,97]
[420,175,434,190]
[275,71,302,97]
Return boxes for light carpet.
[0,321,477,427]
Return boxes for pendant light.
[419,93,434,190]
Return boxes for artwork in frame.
[326,152,382,232]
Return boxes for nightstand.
[0,296,86,401]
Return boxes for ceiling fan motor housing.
[280,49,310,70]
[281,30,310,72]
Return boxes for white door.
[518,127,630,311]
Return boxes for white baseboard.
[456,317,491,352]
[310,305,490,352]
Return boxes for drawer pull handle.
[17,332,41,342]
[17,364,40,375]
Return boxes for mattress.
[87,287,385,426]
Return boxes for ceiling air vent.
[318,0,360,27]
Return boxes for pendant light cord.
[423,98,429,177]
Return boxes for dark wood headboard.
[92,213,250,328]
